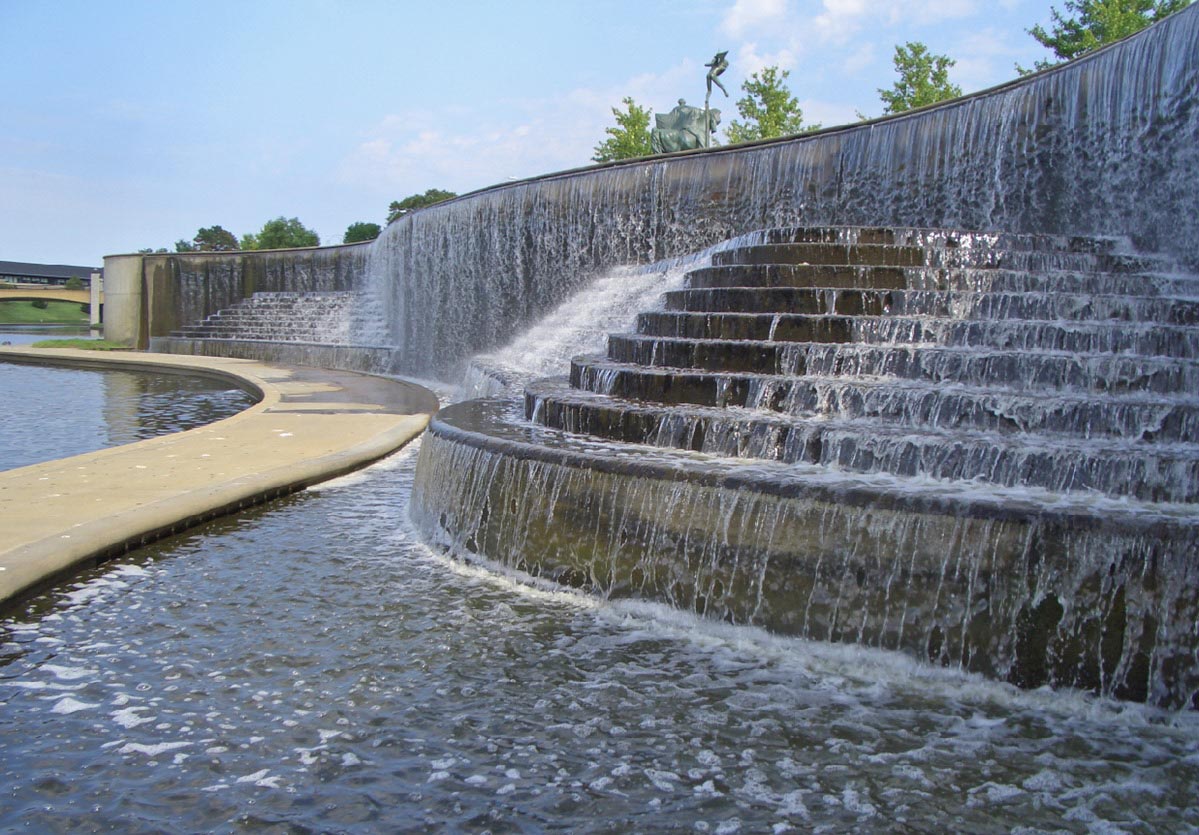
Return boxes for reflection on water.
[0,361,255,471]
[0,325,97,346]
[1,445,1196,833]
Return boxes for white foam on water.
[41,664,97,681]
[235,769,283,788]
[50,696,99,714]
[111,564,150,577]
[112,706,155,729]
[119,741,192,757]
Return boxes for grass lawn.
[28,338,129,351]
[0,300,89,324]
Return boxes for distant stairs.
[169,291,354,344]
[150,291,402,374]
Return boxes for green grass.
[29,338,130,351]
[0,300,89,324]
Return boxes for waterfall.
[348,6,1198,378]
[410,402,1199,707]
[135,5,1199,706]
[410,223,1199,707]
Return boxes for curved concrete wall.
[114,6,1199,375]
[105,243,371,349]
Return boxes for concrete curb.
[0,348,437,611]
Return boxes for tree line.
[593,0,1189,162]
[142,189,460,254]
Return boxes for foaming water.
[459,256,702,399]
[2,444,1197,832]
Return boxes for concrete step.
[755,226,1132,255]
[716,239,1174,273]
[662,288,891,315]
[605,334,1199,394]
[569,356,1199,441]
[525,377,1199,503]
[634,312,1199,357]
[714,243,927,268]
[660,287,1199,323]
[685,263,1199,296]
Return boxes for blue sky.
[1,0,1061,266]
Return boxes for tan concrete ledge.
[0,348,439,610]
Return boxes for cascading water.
[140,7,1199,705]
[412,225,1199,707]
[338,6,1198,380]
[148,8,1196,383]
[457,255,705,400]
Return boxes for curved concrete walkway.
[0,348,438,610]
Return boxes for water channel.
[2,327,1198,831]
[0,330,257,472]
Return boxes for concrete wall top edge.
[104,239,375,261]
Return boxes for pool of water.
[0,325,98,346]
[0,360,256,472]
[2,444,1196,833]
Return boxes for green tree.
[878,42,963,114]
[1023,0,1191,72]
[241,217,320,250]
[64,276,84,291]
[344,222,382,243]
[592,97,654,162]
[725,66,819,144]
[387,189,458,223]
[193,225,241,251]
[175,225,240,252]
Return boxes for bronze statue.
[705,51,729,98]
[651,99,721,153]
[652,51,731,152]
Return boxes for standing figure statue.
[703,50,730,147]
[705,51,730,98]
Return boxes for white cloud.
[813,0,978,41]
[948,26,1025,92]
[721,0,790,37]
[842,42,877,75]
[734,41,800,76]
[801,97,862,128]
[813,0,871,42]
[335,61,709,198]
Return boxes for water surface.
[0,359,256,471]
[2,445,1195,833]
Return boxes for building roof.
[0,261,101,280]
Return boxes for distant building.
[0,261,100,287]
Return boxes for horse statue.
[651,99,720,154]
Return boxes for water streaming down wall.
[135,8,1199,378]
[410,217,1199,707]
[410,397,1199,707]
[350,6,1199,378]
[142,244,371,342]
[132,9,1199,703]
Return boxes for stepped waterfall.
[145,7,1199,705]
[411,228,1199,708]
